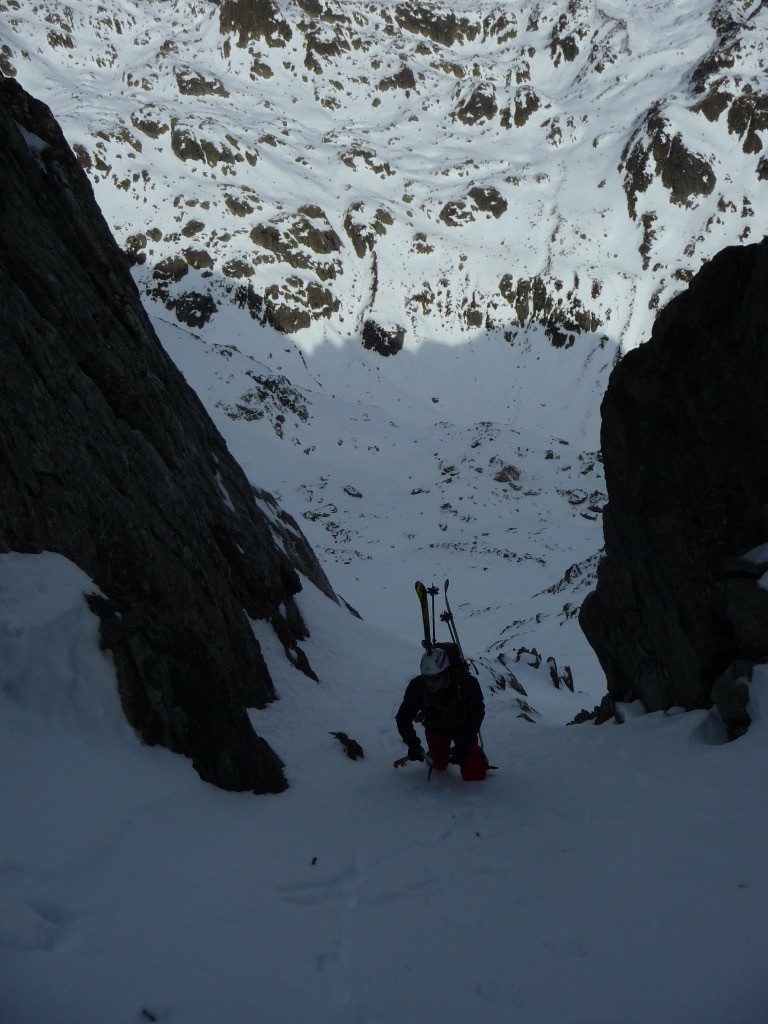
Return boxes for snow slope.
[152,299,608,684]
[1,552,767,1024]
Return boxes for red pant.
[425,729,486,781]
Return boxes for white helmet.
[420,647,449,677]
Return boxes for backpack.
[433,641,466,673]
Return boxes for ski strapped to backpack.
[415,578,469,669]
[415,577,471,671]
[440,577,466,667]
[415,580,431,649]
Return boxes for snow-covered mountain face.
[3,0,765,348]
[2,0,766,707]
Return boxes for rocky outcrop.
[690,9,768,156]
[250,205,343,278]
[499,273,602,346]
[0,76,336,792]
[219,0,292,49]
[263,275,340,332]
[621,105,716,219]
[580,239,768,732]
[439,185,507,228]
[343,202,394,258]
[454,82,498,125]
[362,318,405,357]
[501,85,541,128]
[393,5,481,48]
[710,660,756,741]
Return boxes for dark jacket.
[396,668,485,749]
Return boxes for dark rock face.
[0,76,336,792]
[711,660,755,741]
[505,86,541,128]
[580,239,768,725]
[378,65,416,93]
[726,87,768,155]
[393,5,479,47]
[498,273,601,345]
[724,557,768,662]
[362,319,405,357]
[218,0,292,49]
[343,203,394,259]
[467,186,507,219]
[455,83,498,125]
[621,106,716,218]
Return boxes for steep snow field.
[2,552,767,1024]
[153,301,608,677]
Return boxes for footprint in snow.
[0,897,61,951]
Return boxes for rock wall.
[0,76,336,792]
[580,239,768,731]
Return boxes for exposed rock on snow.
[362,318,406,356]
[0,76,335,792]
[499,273,601,346]
[620,105,717,218]
[219,0,293,49]
[581,238,768,731]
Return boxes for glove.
[448,744,468,765]
[408,743,425,762]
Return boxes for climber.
[395,646,486,781]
